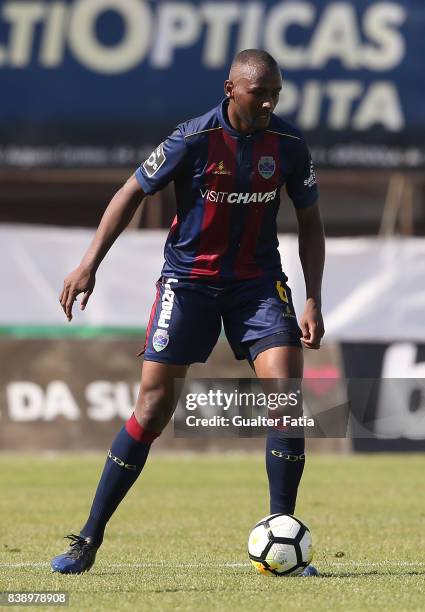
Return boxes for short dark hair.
[231,49,278,71]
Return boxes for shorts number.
[276,281,288,303]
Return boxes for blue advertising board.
[0,0,424,168]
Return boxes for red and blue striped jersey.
[135,99,318,280]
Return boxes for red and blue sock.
[80,413,159,546]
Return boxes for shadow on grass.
[320,570,425,578]
[88,567,425,581]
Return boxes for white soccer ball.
[248,513,313,576]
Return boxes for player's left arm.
[296,202,325,349]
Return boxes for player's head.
[224,49,282,133]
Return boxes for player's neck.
[226,102,255,135]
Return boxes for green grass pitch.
[1,454,424,611]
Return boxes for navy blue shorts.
[142,275,302,365]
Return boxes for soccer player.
[51,49,325,574]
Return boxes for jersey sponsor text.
[200,188,277,204]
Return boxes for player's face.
[225,66,282,133]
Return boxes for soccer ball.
[248,513,313,576]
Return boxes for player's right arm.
[60,174,144,322]
[60,125,188,321]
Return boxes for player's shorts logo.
[258,156,276,179]
[153,328,170,352]
[157,278,178,329]
[283,305,296,318]
[143,142,166,178]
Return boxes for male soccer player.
[51,49,325,574]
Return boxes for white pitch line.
[0,563,50,568]
[0,561,425,569]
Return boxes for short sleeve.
[135,126,188,195]
[285,139,319,209]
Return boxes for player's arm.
[296,202,325,349]
[60,174,145,322]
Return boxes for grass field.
[1,454,424,611]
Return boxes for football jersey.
[135,99,318,280]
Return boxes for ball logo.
[258,156,276,179]
[153,328,169,352]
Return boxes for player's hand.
[60,266,96,322]
[299,298,325,349]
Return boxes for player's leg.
[223,275,305,516]
[79,361,188,547]
[51,277,221,573]
[77,278,222,547]
[253,346,305,515]
[50,361,187,574]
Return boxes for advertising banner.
[341,342,425,451]
[0,0,424,168]
[1,336,422,452]
[1,227,424,343]
[0,338,345,451]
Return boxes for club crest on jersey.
[258,156,276,179]
[153,329,169,352]
[211,161,232,175]
[143,142,166,178]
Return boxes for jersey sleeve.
[135,126,188,195]
[285,139,319,209]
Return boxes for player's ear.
[224,80,234,99]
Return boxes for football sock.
[266,432,305,515]
[80,413,159,547]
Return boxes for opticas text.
[0,1,407,131]
[0,1,406,72]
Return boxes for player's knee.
[134,386,172,433]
